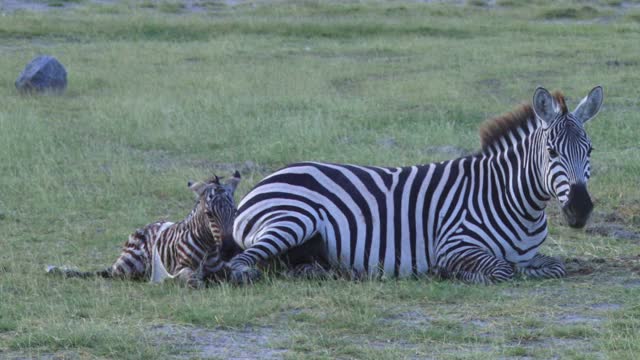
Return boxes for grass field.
[1,0,640,359]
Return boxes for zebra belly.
[236,211,430,278]
[318,219,430,278]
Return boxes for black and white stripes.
[228,87,603,284]
[48,172,241,288]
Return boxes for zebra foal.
[228,86,603,284]
[47,172,241,288]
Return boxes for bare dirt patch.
[0,350,83,360]
[590,303,622,311]
[1,0,63,13]
[509,337,594,359]
[564,257,606,277]
[557,314,602,324]
[586,223,640,241]
[623,278,640,288]
[150,323,288,359]
[564,255,640,277]
[0,0,245,13]
[383,309,433,328]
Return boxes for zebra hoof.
[230,268,262,285]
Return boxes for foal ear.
[188,181,207,196]
[226,170,241,193]
[572,86,603,125]
[532,87,559,128]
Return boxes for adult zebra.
[228,87,603,284]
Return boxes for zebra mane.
[479,91,567,150]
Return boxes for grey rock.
[15,55,67,94]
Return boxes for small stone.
[15,55,67,94]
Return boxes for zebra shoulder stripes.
[47,172,241,288]
[228,86,603,284]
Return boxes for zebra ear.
[226,170,241,193]
[532,87,558,128]
[188,181,207,196]
[572,86,603,125]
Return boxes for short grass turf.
[1,0,640,359]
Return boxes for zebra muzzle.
[562,183,593,229]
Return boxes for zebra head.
[532,86,603,228]
[188,171,242,241]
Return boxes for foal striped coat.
[228,87,603,284]
[47,172,241,287]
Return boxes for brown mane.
[479,91,567,150]
[551,90,568,114]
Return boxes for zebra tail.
[46,265,113,279]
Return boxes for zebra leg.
[228,226,313,284]
[200,251,229,283]
[172,267,205,288]
[438,247,515,285]
[281,235,331,279]
[516,253,566,279]
[227,253,264,285]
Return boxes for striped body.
[112,213,224,282]
[229,87,603,284]
[48,172,241,287]
[234,157,545,279]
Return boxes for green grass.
[1,0,640,358]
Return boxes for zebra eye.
[547,147,559,158]
[587,146,593,156]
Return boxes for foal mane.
[479,91,567,151]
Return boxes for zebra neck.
[488,139,548,224]
[178,206,217,251]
